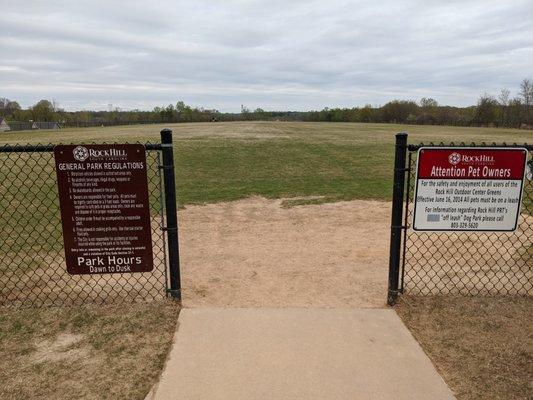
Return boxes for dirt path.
[179,197,390,308]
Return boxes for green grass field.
[1,121,532,400]
[1,121,531,259]
[1,121,531,205]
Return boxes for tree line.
[1,79,532,129]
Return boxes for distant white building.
[0,118,10,132]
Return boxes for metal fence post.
[160,128,182,300]
[387,132,408,306]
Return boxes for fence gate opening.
[388,133,532,305]
[0,129,181,307]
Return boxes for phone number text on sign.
[413,147,528,231]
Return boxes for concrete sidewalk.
[148,308,455,400]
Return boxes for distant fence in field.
[3,120,170,131]
[5,121,63,131]
[387,135,532,305]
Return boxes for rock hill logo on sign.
[448,152,461,166]
[413,147,528,231]
[73,146,89,162]
[54,144,153,274]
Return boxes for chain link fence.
[400,142,532,296]
[0,142,171,307]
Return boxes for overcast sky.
[1,0,532,112]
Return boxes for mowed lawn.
[1,121,532,205]
[1,122,532,400]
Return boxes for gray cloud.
[0,0,532,111]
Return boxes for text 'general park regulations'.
[55,144,153,274]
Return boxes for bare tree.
[420,97,438,109]
[498,89,510,126]
[520,79,532,106]
[520,78,533,125]
[498,88,510,106]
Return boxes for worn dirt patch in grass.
[180,197,391,308]
[179,197,531,308]
[30,333,89,364]
[0,301,180,400]
[396,296,532,400]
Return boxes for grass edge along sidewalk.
[0,301,180,400]
[396,295,532,400]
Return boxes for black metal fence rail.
[388,135,532,304]
[0,130,181,307]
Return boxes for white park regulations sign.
[413,147,528,231]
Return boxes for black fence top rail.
[0,143,163,153]
[408,142,532,151]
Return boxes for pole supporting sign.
[413,147,528,231]
[54,144,154,274]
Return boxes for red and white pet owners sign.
[413,147,528,231]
